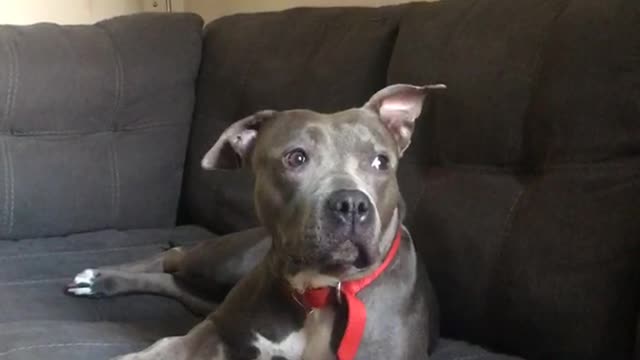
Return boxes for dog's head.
[202,84,444,288]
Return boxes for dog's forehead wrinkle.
[330,115,393,157]
[258,114,335,156]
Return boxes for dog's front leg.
[112,320,225,360]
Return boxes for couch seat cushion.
[0,321,162,360]
[0,226,212,326]
[432,339,525,360]
[0,327,525,360]
[0,225,525,359]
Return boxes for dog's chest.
[252,307,335,360]
[302,307,335,360]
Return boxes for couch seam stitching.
[1,139,8,237]
[97,23,124,229]
[4,32,17,236]
[0,239,200,261]
[6,142,14,235]
[1,30,13,237]
[500,188,525,258]
[230,20,261,121]
[518,0,573,167]
[0,342,146,357]
[0,121,184,137]
[114,143,120,226]
[432,0,479,165]
[0,277,75,286]
[109,139,120,227]
[484,184,529,339]
[0,243,169,261]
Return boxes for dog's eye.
[371,154,390,171]
[284,149,308,168]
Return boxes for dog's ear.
[364,83,446,155]
[201,110,276,170]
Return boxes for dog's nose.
[326,190,372,225]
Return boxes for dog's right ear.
[201,110,276,170]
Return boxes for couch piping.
[6,142,13,236]
[1,131,15,238]
[0,277,75,287]
[110,139,120,227]
[500,189,525,247]
[0,342,146,357]
[96,22,125,229]
[2,28,17,131]
[0,236,202,261]
[519,0,572,168]
[1,139,8,237]
[0,243,170,261]
[1,29,17,237]
[483,182,529,341]
[0,121,184,137]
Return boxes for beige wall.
[0,0,428,25]
[185,0,432,24]
[0,0,146,25]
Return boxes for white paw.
[74,269,96,285]
[67,286,95,296]
[66,268,99,297]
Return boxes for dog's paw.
[66,269,104,297]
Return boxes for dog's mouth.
[320,241,375,274]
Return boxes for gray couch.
[0,10,513,360]
[1,1,638,359]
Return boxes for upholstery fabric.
[0,13,203,239]
[181,1,640,359]
[0,226,210,359]
[0,323,521,360]
[180,5,407,234]
[0,321,164,360]
[0,226,209,324]
[387,0,640,359]
[431,339,524,360]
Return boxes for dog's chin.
[285,243,384,291]
[319,242,380,278]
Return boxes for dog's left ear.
[364,83,446,155]
[201,110,276,170]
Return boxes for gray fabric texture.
[0,13,203,240]
[0,226,210,359]
[387,1,640,359]
[432,339,525,360]
[0,226,210,324]
[0,323,522,360]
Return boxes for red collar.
[294,229,402,360]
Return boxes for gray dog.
[67,83,445,360]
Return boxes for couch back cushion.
[0,13,203,239]
[181,6,406,233]
[388,0,640,359]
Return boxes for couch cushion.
[0,13,203,239]
[180,6,407,234]
[432,339,524,360]
[0,321,159,360]
[388,0,640,359]
[0,226,210,326]
[0,324,524,360]
[0,225,525,360]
